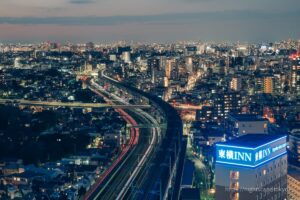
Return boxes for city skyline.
[0,34,299,200]
[0,0,300,43]
[0,1,300,200]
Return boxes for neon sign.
[218,149,252,162]
[216,136,287,167]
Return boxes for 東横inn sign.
[215,136,287,168]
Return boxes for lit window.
[263,169,267,175]
[231,192,239,200]
[230,171,240,179]
[230,182,239,190]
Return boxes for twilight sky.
[0,0,300,43]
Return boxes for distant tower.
[163,77,169,87]
[122,52,131,63]
[33,50,38,59]
[186,57,193,73]
[160,56,166,71]
[289,52,300,95]
[165,59,174,79]
[151,66,155,84]
[14,57,21,68]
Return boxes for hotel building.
[215,134,287,200]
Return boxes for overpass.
[0,99,150,109]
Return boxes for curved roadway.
[83,81,160,200]
[101,72,186,200]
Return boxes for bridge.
[0,99,150,109]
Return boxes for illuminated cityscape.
[0,1,300,200]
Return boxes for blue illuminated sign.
[216,136,287,168]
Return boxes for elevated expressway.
[83,80,162,200]
[0,98,149,109]
[93,72,187,200]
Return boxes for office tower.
[14,57,21,68]
[289,53,300,95]
[163,77,169,87]
[230,77,242,91]
[263,76,274,94]
[165,59,174,79]
[216,134,287,200]
[197,44,206,55]
[122,51,131,63]
[186,57,193,73]
[148,58,159,84]
[151,66,155,84]
[160,56,166,71]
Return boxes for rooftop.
[288,166,300,182]
[229,114,268,122]
[217,134,286,148]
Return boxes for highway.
[0,98,150,109]
[83,81,160,200]
[101,71,185,200]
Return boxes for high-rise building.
[289,53,300,95]
[255,76,264,94]
[14,57,21,68]
[197,44,206,54]
[212,92,242,120]
[163,77,169,87]
[165,58,174,79]
[160,56,166,71]
[151,66,156,84]
[230,77,242,91]
[263,76,274,94]
[215,134,287,200]
[186,57,193,73]
[148,58,159,84]
[289,132,300,165]
[122,51,131,63]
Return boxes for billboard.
[216,136,287,168]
